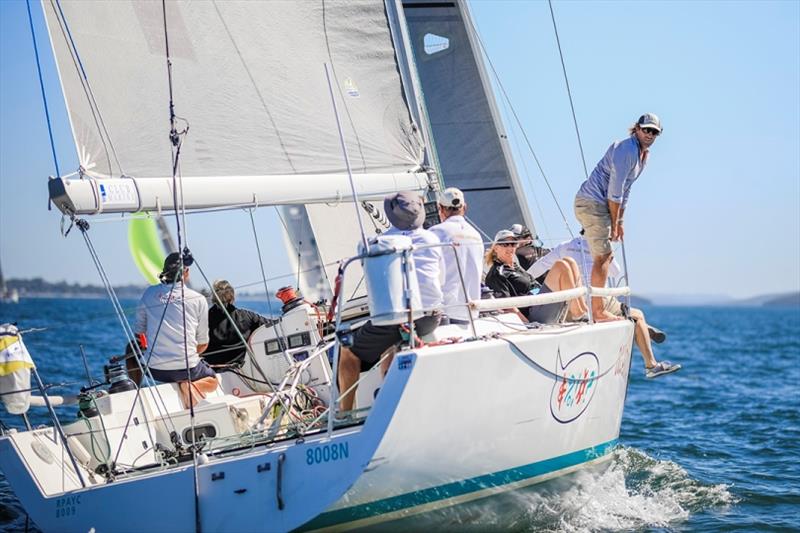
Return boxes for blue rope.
[53,0,88,81]
[26,0,61,178]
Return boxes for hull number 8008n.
[306,442,350,465]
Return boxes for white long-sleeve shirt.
[528,237,623,287]
[429,216,484,320]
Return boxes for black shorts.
[350,314,440,372]
[150,359,216,383]
[525,283,566,324]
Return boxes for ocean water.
[0,299,798,532]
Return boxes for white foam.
[507,446,736,532]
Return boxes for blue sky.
[1,0,798,299]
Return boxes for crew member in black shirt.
[205,279,276,366]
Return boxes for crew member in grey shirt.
[574,113,662,321]
[135,252,212,383]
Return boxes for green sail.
[128,216,165,285]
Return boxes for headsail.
[402,0,535,237]
[127,215,166,285]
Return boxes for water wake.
[509,446,736,532]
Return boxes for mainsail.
[43,0,425,181]
[43,0,430,298]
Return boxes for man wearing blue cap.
[574,113,662,321]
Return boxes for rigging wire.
[159,2,201,531]
[497,77,553,240]
[465,8,575,239]
[25,0,60,178]
[548,0,589,179]
[192,237,293,412]
[248,209,286,338]
[73,220,176,467]
[50,0,123,177]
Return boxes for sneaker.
[648,325,667,344]
[645,361,681,379]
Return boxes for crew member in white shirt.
[529,233,680,379]
[135,252,215,386]
[429,187,484,323]
[338,191,444,410]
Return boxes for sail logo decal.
[550,349,599,424]
[344,78,360,98]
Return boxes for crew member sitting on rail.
[484,229,588,323]
[338,191,444,411]
[529,233,680,378]
[135,252,217,406]
[205,279,276,367]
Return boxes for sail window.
[423,33,450,55]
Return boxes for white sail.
[43,0,424,182]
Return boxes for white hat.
[492,229,516,245]
[438,187,465,208]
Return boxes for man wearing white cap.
[429,187,484,323]
[574,113,662,321]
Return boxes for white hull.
[308,318,633,529]
[0,317,632,532]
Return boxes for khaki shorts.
[604,296,623,316]
[574,197,612,256]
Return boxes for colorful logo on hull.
[550,349,599,423]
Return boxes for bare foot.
[592,310,623,322]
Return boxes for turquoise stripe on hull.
[305,439,618,529]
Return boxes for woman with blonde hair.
[484,230,588,323]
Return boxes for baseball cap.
[510,223,532,238]
[492,229,516,245]
[384,191,425,230]
[438,187,465,209]
[637,112,662,133]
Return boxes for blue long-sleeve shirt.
[576,135,646,209]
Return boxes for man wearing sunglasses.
[574,113,662,321]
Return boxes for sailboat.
[0,262,19,304]
[0,1,635,531]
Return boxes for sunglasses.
[497,241,517,248]
[641,127,660,136]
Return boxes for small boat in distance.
[0,261,19,304]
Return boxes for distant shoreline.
[3,279,797,308]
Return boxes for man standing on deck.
[574,113,662,321]
[429,187,484,324]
